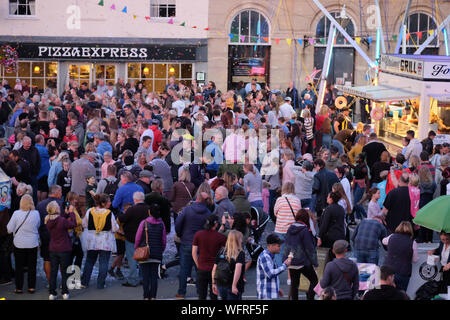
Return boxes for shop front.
[336,54,450,147]
[1,39,207,95]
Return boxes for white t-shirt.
[279,103,296,120]
[172,100,186,117]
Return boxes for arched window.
[229,10,270,45]
[315,12,355,46]
[405,12,438,47]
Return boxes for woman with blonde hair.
[212,230,245,300]
[7,194,40,294]
[406,155,420,174]
[45,201,77,300]
[348,135,367,164]
[169,166,196,217]
[382,221,418,291]
[418,166,437,243]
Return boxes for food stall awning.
[334,84,420,102]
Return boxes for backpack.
[414,280,440,300]
[104,179,119,200]
[214,248,234,287]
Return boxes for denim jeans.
[353,184,366,219]
[124,240,139,285]
[301,198,312,209]
[178,244,195,296]
[274,232,286,266]
[217,286,242,300]
[49,251,71,295]
[394,274,410,292]
[82,250,111,289]
[140,262,159,299]
[322,134,331,150]
[354,249,379,265]
[250,200,264,208]
[197,269,217,300]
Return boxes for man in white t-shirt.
[172,93,186,117]
[139,120,154,146]
[279,97,296,120]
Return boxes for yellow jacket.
[348,144,363,164]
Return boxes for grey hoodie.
[320,257,359,300]
[292,166,316,200]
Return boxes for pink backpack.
[408,186,420,218]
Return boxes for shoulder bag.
[14,210,31,237]
[181,182,193,201]
[133,222,150,261]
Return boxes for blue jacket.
[283,222,318,267]
[97,141,112,157]
[9,109,22,127]
[48,161,62,187]
[36,144,50,179]
[112,182,144,213]
[175,202,211,246]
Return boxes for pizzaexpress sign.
[7,42,197,61]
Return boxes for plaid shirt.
[352,219,387,250]
[256,249,287,300]
[93,153,103,182]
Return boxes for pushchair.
[246,206,270,262]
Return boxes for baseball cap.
[333,240,349,255]
[284,96,292,101]
[266,233,284,245]
[139,170,153,178]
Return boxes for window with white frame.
[405,13,438,47]
[150,0,176,18]
[315,12,355,46]
[9,0,36,16]
[1,61,57,92]
[229,10,270,45]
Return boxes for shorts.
[39,239,51,262]
[116,239,125,255]
[37,176,49,192]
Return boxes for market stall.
[335,54,450,147]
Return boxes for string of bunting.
[97,1,442,46]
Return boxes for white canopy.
[334,84,420,102]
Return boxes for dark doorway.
[314,47,354,85]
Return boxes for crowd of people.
[0,75,449,301]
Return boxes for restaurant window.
[1,61,57,92]
[94,64,116,85]
[127,63,193,94]
[150,0,176,18]
[404,12,439,55]
[9,0,35,16]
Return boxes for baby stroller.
[247,206,270,262]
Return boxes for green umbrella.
[413,196,450,233]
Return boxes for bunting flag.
[406,33,410,41]
[275,38,280,45]
[308,38,314,45]
[168,18,174,24]
[417,31,422,40]
[320,38,325,44]
[263,37,269,42]
[133,15,136,19]
[297,39,303,46]
[392,35,397,41]
[145,16,150,20]
[286,38,292,46]
[367,37,373,44]
[98,0,104,6]
[240,35,246,42]
[192,26,197,28]
[180,22,185,26]
[228,33,234,40]
[110,4,116,10]
[204,27,209,30]
[429,30,434,36]
[355,37,361,44]
[121,6,127,13]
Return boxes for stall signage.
[423,63,450,81]
[380,55,423,79]
[3,42,198,61]
[433,134,450,146]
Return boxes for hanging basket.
[0,45,19,73]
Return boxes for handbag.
[133,222,150,261]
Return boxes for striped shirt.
[274,194,301,234]
[304,117,314,141]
